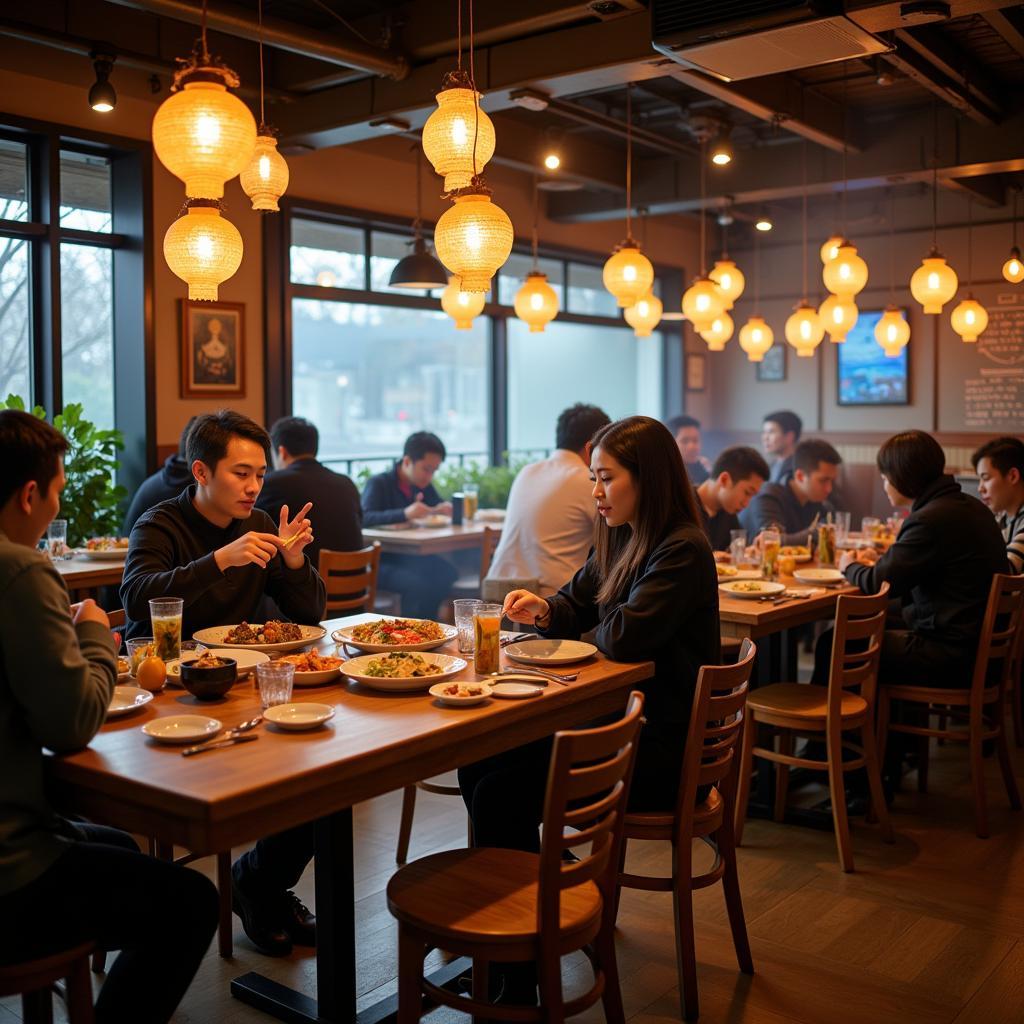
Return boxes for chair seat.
[748,682,867,720]
[386,847,601,946]
[624,787,723,839]
[881,682,995,705]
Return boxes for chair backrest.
[478,526,500,583]
[675,639,756,832]
[825,581,891,725]
[318,543,381,615]
[108,608,126,629]
[970,573,1024,709]
[536,691,645,937]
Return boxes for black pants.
[232,822,315,899]
[0,822,218,1024]
[379,553,458,620]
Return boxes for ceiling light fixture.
[710,129,733,167]
[390,143,448,289]
[951,196,988,343]
[700,310,734,350]
[441,276,485,329]
[755,216,773,232]
[786,142,824,358]
[163,199,243,301]
[739,231,774,362]
[875,188,910,357]
[1002,187,1023,284]
[683,137,726,336]
[514,175,559,332]
[709,214,744,309]
[88,51,117,113]
[543,152,561,171]
[624,292,663,337]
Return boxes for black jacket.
[120,487,326,640]
[739,476,830,546]
[699,500,741,552]
[361,463,445,527]
[541,523,720,740]
[121,454,193,535]
[256,458,363,568]
[845,475,1009,644]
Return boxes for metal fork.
[181,715,263,756]
[490,667,578,685]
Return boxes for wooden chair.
[877,573,1024,839]
[616,641,756,1021]
[319,543,381,615]
[1009,614,1023,748]
[386,691,645,1023]
[107,609,126,629]
[734,586,894,872]
[0,942,95,1023]
[449,526,501,600]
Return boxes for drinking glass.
[861,516,881,540]
[256,661,295,709]
[126,637,155,677]
[760,528,781,580]
[149,598,183,664]
[454,599,482,654]
[463,483,479,521]
[886,515,902,538]
[47,519,71,560]
[833,511,851,546]
[729,529,747,565]
[473,603,502,675]
[817,523,837,566]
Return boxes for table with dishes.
[362,510,504,557]
[47,611,653,1024]
[51,546,128,599]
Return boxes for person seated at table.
[486,403,610,596]
[761,409,802,483]
[667,413,712,484]
[972,436,1024,574]
[122,416,197,534]
[361,431,457,619]
[696,445,770,553]
[739,438,841,546]
[256,415,363,568]
[0,410,218,1023]
[120,410,326,959]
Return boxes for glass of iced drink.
[149,598,183,664]
[473,603,502,675]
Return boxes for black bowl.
[179,657,238,700]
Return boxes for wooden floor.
[3,738,1023,1024]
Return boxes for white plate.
[719,580,787,600]
[793,568,845,585]
[107,685,153,718]
[192,624,326,654]
[340,652,467,692]
[491,680,545,699]
[428,681,493,706]
[263,702,335,731]
[473,509,505,523]
[331,619,458,654]
[503,639,597,666]
[142,715,221,744]
[290,665,344,686]
[415,514,452,528]
[716,566,762,581]
[80,546,129,561]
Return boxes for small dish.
[502,639,597,666]
[142,715,221,744]
[179,657,237,700]
[490,680,545,699]
[793,567,845,585]
[116,657,132,682]
[107,685,153,718]
[174,648,268,682]
[417,514,451,529]
[428,681,493,706]
[262,703,335,731]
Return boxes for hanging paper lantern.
[624,293,662,337]
[163,202,243,302]
[709,258,745,309]
[699,310,733,351]
[909,247,958,314]
[874,306,910,357]
[739,315,774,362]
[822,241,868,297]
[440,277,485,329]
[1002,246,1024,284]
[785,302,824,357]
[152,67,257,199]
[682,276,726,331]
[514,272,559,332]
[240,132,289,212]
[603,240,654,308]
[818,294,858,343]
[434,188,513,293]
[421,70,496,193]
[820,234,843,264]
[950,295,989,343]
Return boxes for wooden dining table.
[52,553,126,599]
[47,612,652,1024]
[362,517,502,557]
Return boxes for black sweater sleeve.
[361,473,407,527]
[264,554,327,624]
[844,514,934,599]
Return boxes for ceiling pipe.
[102,0,409,80]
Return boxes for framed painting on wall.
[685,352,706,392]
[756,342,786,382]
[179,300,246,398]
[837,308,910,406]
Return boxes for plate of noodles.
[340,651,466,692]
[331,618,457,653]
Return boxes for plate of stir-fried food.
[331,617,457,653]
[340,652,467,692]
[278,650,345,685]
[193,620,326,653]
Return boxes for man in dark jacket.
[122,417,196,534]
[361,431,456,618]
[696,445,770,552]
[257,416,362,569]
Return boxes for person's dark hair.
[176,416,198,460]
[270,416,319,458]
[876,430,946,499]
[590,416,703,605]
[0,409,69,509]
[971,436,1024,480]
[556,403,611,452]
[793,439,842,475]
[763,410,803,442]
[711,445,770,484]
[187,410,271,473]
[403,431,446,463]
[666,414,701,433]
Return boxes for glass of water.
[256,661,295,709]
[833,511,851,545]
[454,599,482,654]
[729,529,747,565]
[47,519,71,560]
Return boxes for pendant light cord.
[932,100,939,250]
[200,0,209,61]
[1014,188,1020,248]
[754,231,761,316]
[257,0,265,126]
[888,187,896,302]
[699,136,707,275]
[531,173,539,268]
[841,64,848,238]
[801,141,808,299]
[625,84,633,241]
[469,0,479,180]
[413,142,423,240]
[456,0,462,70]
[967,194,973,287]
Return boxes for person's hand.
[838,549,858,573]
[502,589,550,626]
[436,501,453,516]
[713,551,732,563]
[71,598,110,629]
[858,547,880,565]
[279,502,314,569]
[214,532,282,572]
[404,494,431,520]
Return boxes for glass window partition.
[60,151,112,232]
[290,218,365,289]
[0,233,30,399]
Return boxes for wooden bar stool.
[877,573,1024,839]
[734,586,894,872]
[386,692,645,1023]
[616,641,757,1021]
[0,942,95,1023]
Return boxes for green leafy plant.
[431,456,530,509]
[3,395,127,547]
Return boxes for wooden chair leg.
[612,837,628,925]
[21,988,53,1024]
[1011,677,1023,749]
[774,730,792,823]
[860,722,894,843]
[396,927,425,1024]
[216,851,233,958]
[733,713,756,846]
[595,922,627,1024]
[471,958,490,1024]
[996,721,1022,811]
[826,725,854,872]
[396,786,417,865]
[716,818,754,975]
[538,946,566,1024]
[65,954,95,1024]
[672,839,699,1020]
[917,732,930,794]
[877,688,891,775]
[969,711,989,839]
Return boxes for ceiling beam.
[542,96,695,157]
[942,174,1008,208]
[982,7,1024,59]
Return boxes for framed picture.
[685,352,706,392]
[179,300,246,398]
[756,342,786,382]
[837,308,910,406]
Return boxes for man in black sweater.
[120,411,326,958]
[696,446,770,552]
[122,417,196,535]
[361,431,456,618]
[257,416,363,569]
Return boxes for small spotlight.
[755,217,773,232]
[89,52,116,113]
[543,152,561,171]
[710,135,734,167]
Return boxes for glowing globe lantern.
[623,292,662,337]
[603,240,654,308]
[785,302,824,357]
[709,258,745,309]
[163,201,243,301]
[909,247,958,314]
[682,276,726,331]
[874,306,910,357]
[240,132,289,212]
[422,70,496,193]
[950,295,989,343]
[822,241,868,297]
[434,188,513,293]
[514,272,559,332]
[700,311,734,351]
[440,277,485,329]
[1002,246,1024,284]
[820,234,843,264]
[818,293,858,343]
[739,315,774,362]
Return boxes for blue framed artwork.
[837,308,909,406]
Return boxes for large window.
[0,139,31,399]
